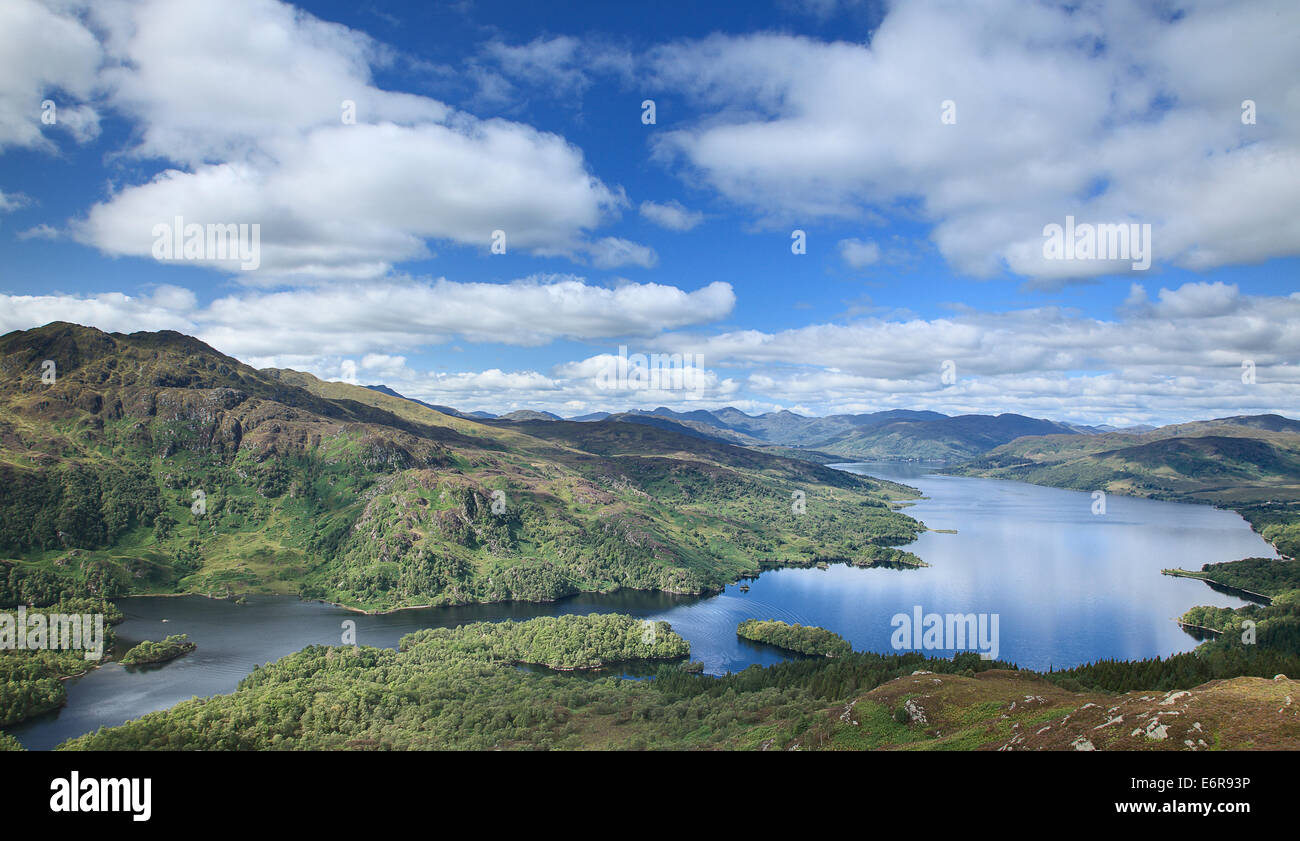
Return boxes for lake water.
[11,462,1276,749]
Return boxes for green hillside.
[0,322,925,613]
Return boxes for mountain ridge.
[0,322,925,614]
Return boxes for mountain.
[0,322,925,612]
[579,406,1075,461]
[810,413,1079,461]
[696,407,949,448]
[956,415,1300,502]
[954,415,1300,560]
[494,409,561,422]
[607,411,764,446]
[320,401,1095,463]
[362,384,470,418]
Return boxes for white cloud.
[0,0,102,152]
[838,237,880,269]
[16,223,60,240]
[0,190,29,213]
[1150,281,1242,319]
[45,0,629,281]
[639,200,704,232]
[478,35,633,102]
[650,0,1300,282]
[366,354,740,417]
[0,275,735,357]
[2,278,1295,424]
[359,353,408,381]
[585,237,658,269]
[0,285,199,336]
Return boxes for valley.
[2,322,1298,752]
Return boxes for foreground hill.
[48,613,1300,751]
[0,322,924,612]
[807,669,1299,751]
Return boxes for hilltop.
[0,322,924,612]
[955,414,1300,504]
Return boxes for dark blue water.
[11,463,1274,749]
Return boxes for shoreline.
[1159,569,1274,604]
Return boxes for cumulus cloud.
[2,278,1294,424]
[273,280,1300,420]
[0,275,735,357]
[344,351,740,417]
[649,0,1300,283]
[34,0,630,281]
[637,281,1300,422]
[639,200,704,231]
[0,0,102,152]
[0,285,199,336]
[838,237,880,269]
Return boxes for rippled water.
[11,462,1275,749]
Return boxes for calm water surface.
[12,462,1275,749]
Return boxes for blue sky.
[1,0,1298,425]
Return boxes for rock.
[1141,719,1169,741]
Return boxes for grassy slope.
[0,322,925,611]
[953,420,1300,505]
[809,670,1300,751]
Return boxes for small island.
[736,619,851,657]
[119,634,197,667]
[851,545,929,569]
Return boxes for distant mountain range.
[364,388,1159,461]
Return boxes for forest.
[39,611,1300,751]
[0,598,120,727]
[120,634,197,667]
[736,619,852,657]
